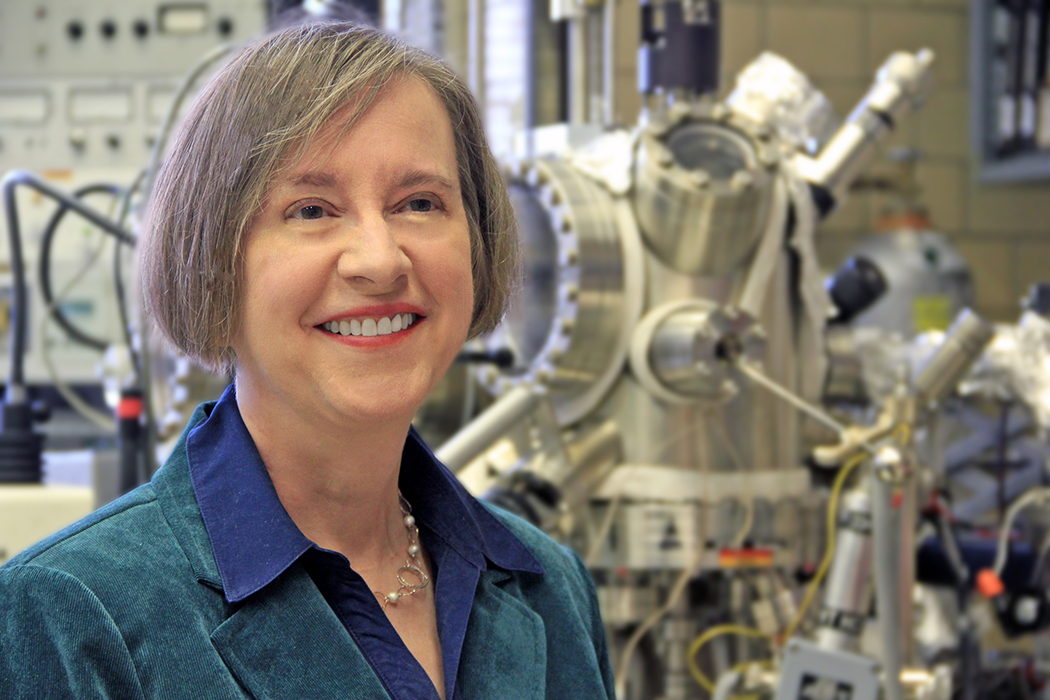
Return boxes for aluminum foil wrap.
[725,52,839,154]
[851,326,913,404]
[852,314,1050,431]
[958,312,1050,430]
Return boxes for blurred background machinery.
[0,0,269,562]
[4,2,1050,699]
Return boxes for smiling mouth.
[321,313,419,338]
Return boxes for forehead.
[280,77,459,180]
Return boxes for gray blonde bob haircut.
[140,21,519,373]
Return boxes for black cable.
[2,175,36,391]
[110,179,159,484]
[38,183,124,351]
[1,171,136,389]
[110,168,165,481]
[0,171,131,482]
[112,221,134,351]
[112,169,145,365]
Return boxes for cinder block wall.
[717,2,1050,322]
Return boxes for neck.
[233,378,413,569]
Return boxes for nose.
[336,216,411,292]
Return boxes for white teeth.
[324,313,417,337]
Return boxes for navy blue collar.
[186,384,542,604]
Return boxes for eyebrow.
[393,168,458,193]
[284,168,458,192]
[288,171,339,189]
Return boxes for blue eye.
[297,204,325,220]
[407,198,435,213]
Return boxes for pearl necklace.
[373,492,430,608]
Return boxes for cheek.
[444,236,476,331]
[240,245,319,326]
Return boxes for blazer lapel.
[210,564,391,700]
[458,570,547,700]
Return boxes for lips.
[321,312,417,337]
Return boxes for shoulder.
[4,405,215,590]
[0,489,168,700]
[0,475,214,623]
[5,483,161,572]
[0,561,146,700]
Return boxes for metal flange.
[632,103,779,276]
[481,159,644,426]
[627,299,765,406]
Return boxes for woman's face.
[230,77,474,430]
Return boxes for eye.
[291,204,327,220]
[404,197,437,213]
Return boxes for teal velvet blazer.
[0,408,615,699]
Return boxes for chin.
[329,382,432,428]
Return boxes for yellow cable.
[686,624,770,693]
[893,423,912,446]
[725,660,773,700]
[780,450,867,641]
[685,445,882,695]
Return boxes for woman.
[0,22,614,700]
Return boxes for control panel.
[0,1,267,171]
[0,1,267,385]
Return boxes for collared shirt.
[186,385,543,700]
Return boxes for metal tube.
[649,308,718,397]
[601,0,616,125]
[586,6,603,124]
[872,448,905,700]
[914,308,995,408]
[898,475,917,665]
[816,488,873,652]
[569,17,587,124]
[435,383,545,471]
[793,49,935,206]
[736,361,848,438]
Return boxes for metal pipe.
[914,308,995,408]
[648,308,723,398]
[586,6,603,124]
[736,360,848,438]
[871,447,905,700]
[815,488,873,652]
[897,474,916,665]
[601,0,616,125]
[793,49,935,207]
[435,383,546,471]
[569,17,588,124]
[712,670,742,700]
